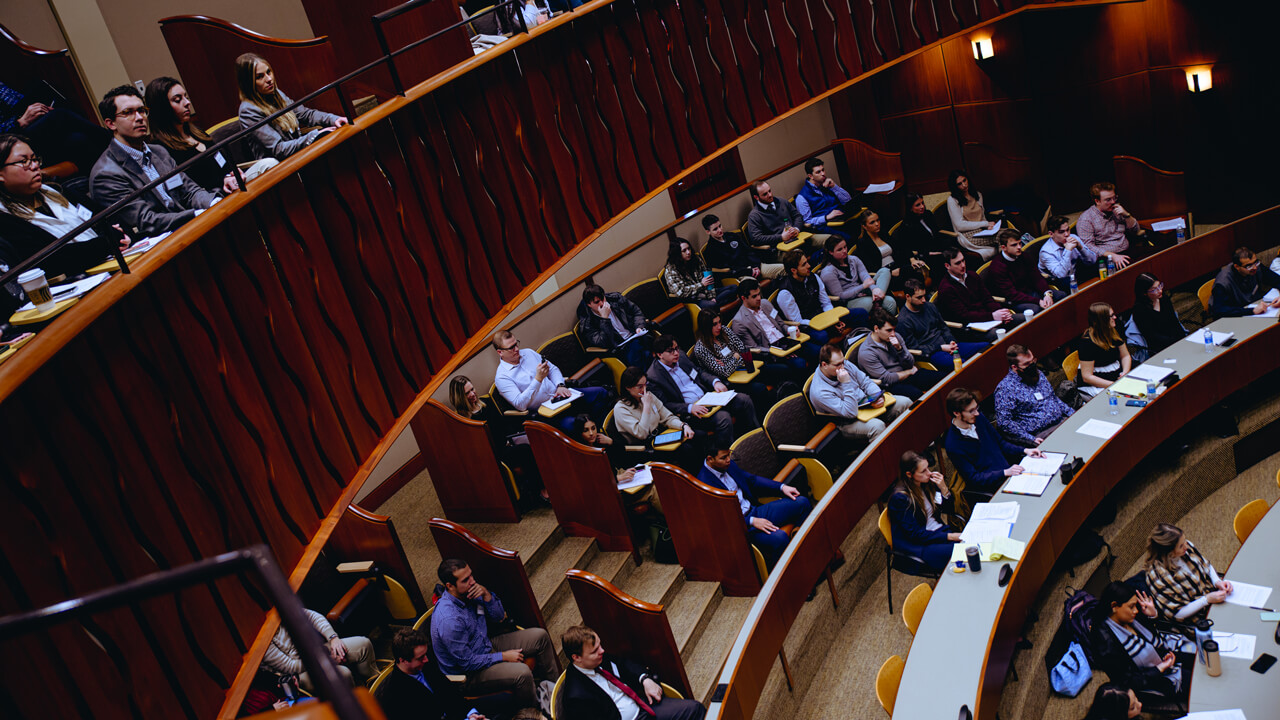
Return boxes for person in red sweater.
[984,229,1066,316]
[934,246,1024,330]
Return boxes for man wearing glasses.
[1210,246,1280,317]
[1076,181,1146,268]
[492,330,609,429]
[89,85,233,237]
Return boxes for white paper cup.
[17,269,55,312]
[994,328,1007,340]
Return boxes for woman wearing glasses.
[1077,301,1131,397]
[1129,273,1187,361]
[236,53,348,160]
[0,133,130,313]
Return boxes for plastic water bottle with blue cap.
[1203,328,1213,354]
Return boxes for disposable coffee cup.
[787,326,798,339]
[17,269,56,312]
[994,328,1007,340]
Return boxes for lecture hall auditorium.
[1,0,1279,719]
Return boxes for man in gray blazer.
[731,278,820,366]
[89,85,231,237]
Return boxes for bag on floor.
[1049,641,1092,696]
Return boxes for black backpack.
[1063,586,1098,662]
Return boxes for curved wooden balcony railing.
[0,21,98,122]
[10,1,1191,717]
[707,205,1280,720]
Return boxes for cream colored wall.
[92,0,313,93]
[1,0,67,49]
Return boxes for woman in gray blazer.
[235,53,348,160]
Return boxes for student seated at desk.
[776,249,834,347]
[808,344,910,443]
[1078,302,1131,398]
[647,333,757,446]
[985,229,1065,315]
[1128,273,1187,362]
[612,365,693,446]
[0,134,130,303]
[817,235,890,321]
[887,450,961,572]
[696,442,811,567]
[896,279,988,368]
[1210,246,1280,317]
[663,237,735,311]
[945,169,998,261]
[571,413,663,515]
[856,307,946,401]
[450,374,544,504]
[943,387,1043,494]
[935,246,1022,331]
[1142,522,1232,623]
[236,52,348,160]
[576,283,653,368]
[1088,582,1184,701]
[894,192,948,282]
[492,330,610,428]
[993,343,1073,445]
[731,278,819,367]
[1083,683,1143,720]
[689,310,769,409]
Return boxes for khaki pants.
[462,627,558,707]
[297,635,377,691]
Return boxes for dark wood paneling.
[881,106,962,191]
[329,506,428,611]
[953,99,1035,158]
[669,149,747,216]
[0,22,97,122]
[873,47,952,116]
[412,401,520,523]
[159,16,342,124]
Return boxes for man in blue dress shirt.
[429,559,558,711]
[695,442,810,565]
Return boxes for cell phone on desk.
[1126,399,1147,407]
[1221,337,1238,347]
[1251,653,1276,674]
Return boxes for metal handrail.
[0,0,530,290]
[0,545,369,720]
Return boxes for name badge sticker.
[214,152,227,167]
[1033,392,1044,401]
[164,175,183,190]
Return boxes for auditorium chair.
[623,277,692,345]
[761,392,842,467]
[731,428,833,505]
[875,654,905,716]
[538,332,610,383]
[902,582,932,636]
[878,508,942,615]
[601,409,690,468]
[1233,499,1270,543]
[550,672,683,719]
[1197,278,1214,314]
[1061,350,1080,384]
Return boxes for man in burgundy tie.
[558,626,705,720]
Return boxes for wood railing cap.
[157,15,331,47]
[0,20,67,56]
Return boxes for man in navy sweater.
[942,387,1043,493]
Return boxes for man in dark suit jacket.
[375,628,496,720]
[559,625,705,720]
[696,442,810,564]
[88,85,230,238]
[645,333,756,448]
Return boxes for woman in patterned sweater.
[663,237,736,310]
[690,310,769,417]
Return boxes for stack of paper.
[1076,418,1122,439]
[697,390,738,406]
[1127,365,1174,384]
[864,180,896,193]
[970,501,1020,523]
[974,220,1002,237]
[15,272,110,312]
[1249,288,1280,317]
[1110,377,1153,398]
[541,388,583,411]
[968,319,1002,331]
[1003,474,1052,496]
[1150,217,1186,232]
[618,465,652,491]
[960,519,1013,545]
[1185,330,1235,346]
[1019,452,1066,476]
[1212,632,1257,660]
[986,536,1025,561]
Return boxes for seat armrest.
[653,304,684,325]
[939,229,958,237]
[570,358,603,381]
[772,458,804,486]
[992,295,1006,303]
[944,321,963,329]
[908,348,922,356]
[326,577,374,625]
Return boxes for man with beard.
[993,344,1073,445]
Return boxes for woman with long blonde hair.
[236,53,348,160]
[1077,301,1130,396]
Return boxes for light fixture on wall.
[971,37,994,61]
[1186,66,1213,92]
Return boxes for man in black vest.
[775,249,836,346]
[558,625,704,720]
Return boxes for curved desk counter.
[1189,499,1280,716]
[708,205,1280,720]
[895,316,1280,718]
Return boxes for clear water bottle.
[1146,379,1158,397]
[1176,226,1186,244]
[1068,271,1078,294]
[1108,391,1118,415]
[1204,328,1214,354]
[1107,256,1117,275]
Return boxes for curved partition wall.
[0,0,1275,717]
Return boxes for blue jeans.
[929,342,987,369]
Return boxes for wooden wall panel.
[872,47,952,116]
[881,107,962,191]
[953,99,1036,159]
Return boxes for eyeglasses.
[3,155,41,169]
[115,106,150,119]
[1237,260,1260,270]
[499,341,520,352]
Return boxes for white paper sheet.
[1181,710,1247,720]
[970,501,1020,523]
[1018,452,1066,476]
[1223,580,1273,608]
[967,320,1002,331]
[1248,288,1280,317]
[1126,365,1174,383]
[697,390,738,406]
[959,519,1013,545]
[618,327,649,345]
[864,180,896,193]
[1212,631,1257,660]
[1001,473,1052,496]
[617,465,653,491]
[1184,330,1235,346]
[1150,217,1186,232]
[540,388,582,411]
[973,220,1002,237]
[1076,418,1122,439]
[16,272,110,312]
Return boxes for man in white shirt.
[492,330,609,428]
[558,625,705,720]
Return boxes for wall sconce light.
[971,37,994,61]
[1186,67,1213,92]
